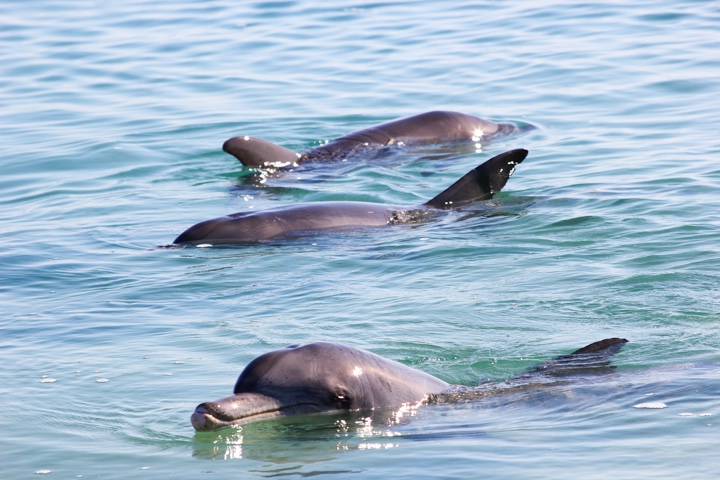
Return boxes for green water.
[2,1,719,478]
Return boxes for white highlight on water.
[633,402,667,409]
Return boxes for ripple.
[2,0,720,478]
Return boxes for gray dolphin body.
[191,338,628,431]
[223,111,533,167]
[173,148,528,245]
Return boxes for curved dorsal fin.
[570,337,629,356]
[424,148,528,208]
[526,338,629,377]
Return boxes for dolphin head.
[191,342,450,431]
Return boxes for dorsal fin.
[223,136,300,167]
[525,338,628,377]
[424,149,528,208]
[569,338,628,356]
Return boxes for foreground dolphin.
[191,338,628,431]
[223,111,533,168]
[173,148,528,245]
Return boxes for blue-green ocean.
[2,1,719,478]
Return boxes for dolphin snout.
[191,393,285,431]
[194,401,234,421]
[191,402,235,431]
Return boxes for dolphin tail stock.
[223,136,300,167]
[525,338,629,377]
[423,148,528,209]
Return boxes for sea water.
[2,1,719,478]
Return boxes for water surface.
[2,1,719,478]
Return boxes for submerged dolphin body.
[223,111,534,168]
[173,148,528,245]
[191,338,628,431]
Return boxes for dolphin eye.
[335,391,353,409]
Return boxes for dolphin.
[191,338,628,431]
[223,111,534,168]
[173,148,528,245]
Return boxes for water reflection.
[191,404,422,462]
[227,133,530,190]
[190,362,720,468]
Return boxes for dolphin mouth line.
[192,401,322,431]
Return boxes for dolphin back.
[424,149,528,209]
[525,337,629,377]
